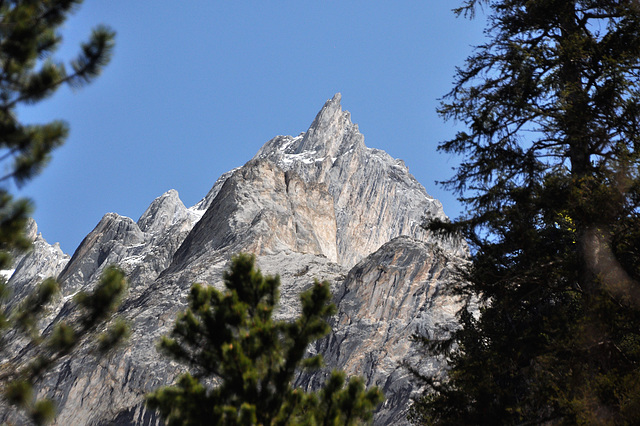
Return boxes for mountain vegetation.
[410,0,640,424]
[0,1,127,424]
[147,253,384,425]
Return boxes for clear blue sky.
[17,1,486,254]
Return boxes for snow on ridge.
[122,254,145,266]
[190,166,242,213]
[280,139,294,153]
[281,150,318,165]
[278,135,303,154]
[0,269,15,280]
[186,208,206,223]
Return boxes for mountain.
[2,94,466,425]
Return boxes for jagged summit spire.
[296,93,361,158]
[301,92,344,146]
[253,93,364,164]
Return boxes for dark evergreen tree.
[0,2,127,424]
[147,253,383,426]
[1,267,129,424]
[410,1,640,424]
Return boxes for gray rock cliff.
[3,219,70,307]
[2,94,466,425]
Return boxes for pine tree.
[410,1,640,424]
[0,2,127,424]
[1,267,129,424]
[147,254,383,425]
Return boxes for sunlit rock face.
[253,93,457,268]
[2,95,466,425]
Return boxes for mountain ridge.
[2,94,465,425]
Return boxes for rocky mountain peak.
[24,217,38,242]
[253,93,363,172]
[137,189,190,235]
[2,95,467,426]
[248,94,457,267]
[295,92,363,159]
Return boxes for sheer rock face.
[3,95,466,426]
[169,159,339,275]
[254,93,457,268]
[304,236,464,424]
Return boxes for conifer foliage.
[411,1,640,424]
[0,2,126,424]
[147,254,383,425]
[1,267,128,424]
